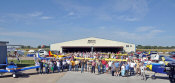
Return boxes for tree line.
[137,45,175,49]
[20,45,50,49]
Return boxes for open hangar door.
[62,46,123,53]
[93,47,123,53]
[62,47,91,53]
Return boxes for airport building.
[0,41,8,68]
[50,37,135,53]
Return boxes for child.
[106,63,109,74]
[121,64,125,76]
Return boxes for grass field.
[8,60,35,67]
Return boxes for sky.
[0,0,175,47]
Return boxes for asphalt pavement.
[57,71,170,83]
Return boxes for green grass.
[8,60,35,67]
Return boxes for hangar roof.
[51,37,135,47]
[0,41,9,43]
[0,41,9,46]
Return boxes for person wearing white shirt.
[130,61,136,75]
[140,63,146,80]
[56,60,61,72]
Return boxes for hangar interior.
[62,46,123,53]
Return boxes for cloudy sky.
[0,0,175,46]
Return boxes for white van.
[38,49,49,57]
[151,52,159,61]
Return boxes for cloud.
[55,0,148,22]
[118,16,139,21]
[68,12,75,16]
[40,16,53,20]
[0,28,53,40]
[136,26,155,32]
[150,29,163,33]
[28,12,43,17]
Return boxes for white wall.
[50,37,135,53]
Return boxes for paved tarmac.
[57,71,170,83]
[0,69,65,83]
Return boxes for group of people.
[35,52,147,80]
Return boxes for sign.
[87,40,96,44]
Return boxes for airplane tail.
[49,51,52,57]
[146,65,152,71]
[162,57,168,65]
[36,53,41,58]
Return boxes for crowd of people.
[35,52,147,80]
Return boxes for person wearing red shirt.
[101,59,106,73]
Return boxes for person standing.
[85,60,88,72]
[75,59,79,72]
[108,60,112,73]
[91,60,96,74]
[56,59,61,73]
[69,60,72,71]
[39,60,43,74]
[62,59,67,72]
[71,60,75,71]
[97,60,102,74]
[111,63,115,76]
[130,61,136,76]
[87,61,91,72]
[35,60,40,73]
[44,60,49,74]
[140,63,146,80]
[81,59,85,73]
[102,59,106,73]
[125,63,130,77]
[121,64,126,76]
[59,59,63,72]
[115,61,120,76]
[136,61,141,75]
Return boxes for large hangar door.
[62,47,91,53]
[93,47,123,53]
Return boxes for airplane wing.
[105,58,127,61]
[0,69,9,73]
[0,64,7,66]
[17,66,40,71]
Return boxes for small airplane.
[48,51,66,58]
[170,54,175,59]
[36,52,51,60]
[74,57,127,61]
[0,59,40,78]
[36,52,70,61]
[145,55,175,80]
[100,53,128,56]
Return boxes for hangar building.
[0,41,8,68]
[50,37,135,53]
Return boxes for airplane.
[0,58,40,78]
[36,52,70,61]
[48,51,66,58]
[36,52,52,60]
[74,57,127,61]
[100,53,128,56]
[144,55,175,81]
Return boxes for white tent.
[28,50,35,53]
